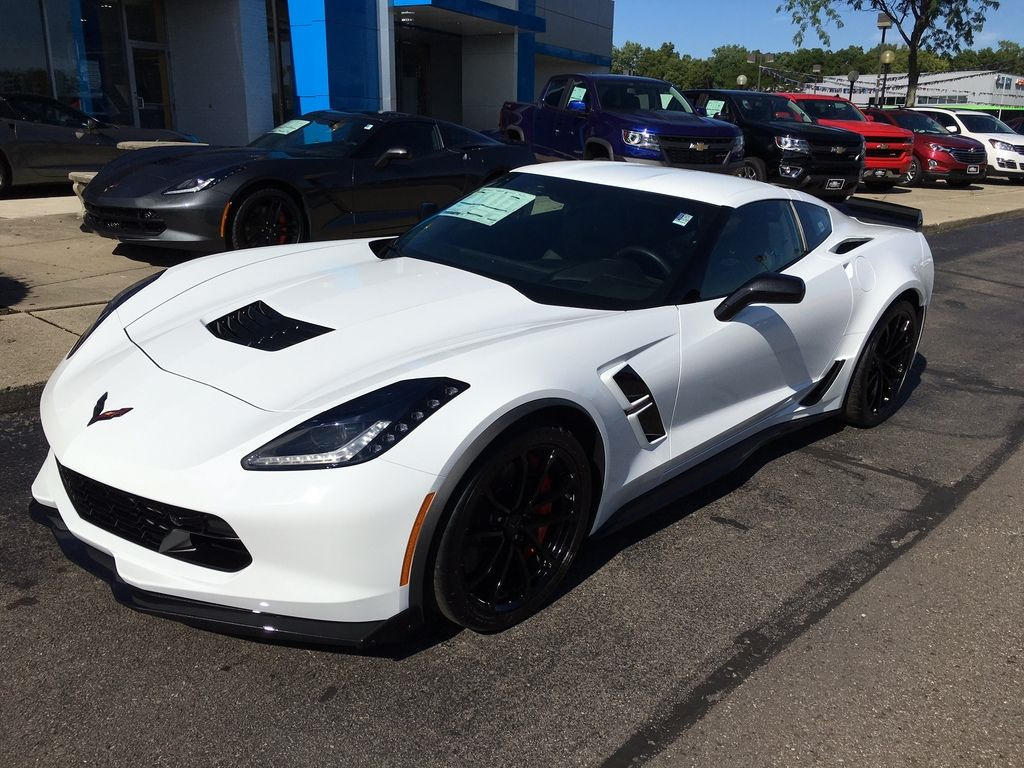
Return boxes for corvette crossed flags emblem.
[87,392,133,426]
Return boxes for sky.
[612,0,1024,58]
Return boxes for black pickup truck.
[500,74,744,174]
[685,89,864,200]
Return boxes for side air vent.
[612,365,667,442]
[800,359,846,406]
[206,300,333,352]
[831,237,873,255]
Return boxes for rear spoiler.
[835,197,923,232]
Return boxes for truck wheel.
[584,145,611,161]
[740,158,766,182]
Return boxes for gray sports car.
[81,111,536,252]
[0,93,195,194]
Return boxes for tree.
[777,0,999,105]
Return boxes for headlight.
[622,129,660,150]
[67,271,164,359]
[774,135,811,154]
[989,139,1014,152]
[242,378,469,470]
[731,134,744,152]
[163,165,245,195]
[928,143,953,153]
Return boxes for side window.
[358,122,440,159]
[793,201,832,252]
[542,78,569,108]
[700,200,803,299]
[439,122,485,150]
[567,80,590,109]
[704,98,727,120]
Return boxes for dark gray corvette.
[82,111,535,251]
[0,93,194,193]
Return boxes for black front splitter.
[29,501,423,648]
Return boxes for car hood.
[606,110,738,138]
[124,241,609,412]
[965,132,1023,146]
[812,119,911,139]
[911,133,985,150]
[91,146,276,188]
[750,121,863,144]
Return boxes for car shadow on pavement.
[113,243,206,268]
[3,184,76,199]
[0,273,29,309]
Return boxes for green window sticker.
[270,119,309,135]
[440,188,535,226]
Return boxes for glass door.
[130,46,171,128]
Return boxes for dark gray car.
[0,93,195,194]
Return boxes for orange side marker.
[400,493,435,586]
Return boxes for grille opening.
[831,237,872,254]
[206,300,333,352]
[612,365,667,442]
[636,402,667,441]
[57,462,252,572]
[613,365,652,403]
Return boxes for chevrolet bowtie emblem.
[878,143,889,150]
[831,145,846,154]
[689,142,709,151]
[88,392,133,426]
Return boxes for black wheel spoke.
[526,449,558,504]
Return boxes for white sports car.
[31,162,934,645]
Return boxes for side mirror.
[944,123,959,134]
[866,114,877,121]
[695,106,708,117]
[567,99,587,113]
[375,147,409,168]
[417,201,439,222]
[714,273,805,321]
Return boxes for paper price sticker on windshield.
[270,119,309,135]
[441,188,535,226]
[672,212,694,227]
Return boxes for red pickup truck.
[780,93,913,190]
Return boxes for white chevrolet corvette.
[31,162,934,645]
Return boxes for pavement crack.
[599,407,1024,768]
[24,312,79,337]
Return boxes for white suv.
[909,107,1024,182]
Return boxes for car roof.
[779,92,847,100]
[512,161,820,209]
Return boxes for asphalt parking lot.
[1,203,1022,765]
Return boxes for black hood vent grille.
[206,300,333,351]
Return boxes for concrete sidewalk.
[1,178,1022,411]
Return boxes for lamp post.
[879,49,895,106]
[736,74,749,89]
[875,12,893,105]
[812,63,822,83]
[848,70,859,101]
[746,51,775,91]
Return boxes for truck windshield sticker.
[569,85,588,102]
[270,119,309,135]
[704,99,725,119]
[440,188,535,226]
[672,212,694,227]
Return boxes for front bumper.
[29,500,422,646]
[860,167,906,182]
[81,191,228,251]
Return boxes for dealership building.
[1,0,613,145]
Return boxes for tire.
[863,180,896,192]
[740,157,766,182]
[842,299,920,428]
[432,425,594,632]
[946,179,972,188]
[902,156,923,187]
[0,153,11,197]
[584,144,611,160]
[228,187,304,250]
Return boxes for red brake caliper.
[277,212,288,245]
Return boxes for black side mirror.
[417,201,439,221]
[375,147,409,168]
[714,273,805,321]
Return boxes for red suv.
[780,93,913,190]
[862,107,987,187]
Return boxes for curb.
[0,208,1020,415]
[0,383,44,415]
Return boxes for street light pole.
[876,12,893,106]
[848,70,859,101]
[879,49,895,106]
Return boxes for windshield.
[958,113,1015,134]
[798,98,866,122]
[597,81,694,113]
[735,94,812,123]
[888,110,947,135]
[249,115,380,154]
[389,173,721,310]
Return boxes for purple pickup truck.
[499,74,744,173]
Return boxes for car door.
[350,120,466,236]
[534,77,571,159]
[550,78,592,159]
[672,198,853,464]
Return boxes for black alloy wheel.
[229,188,304,250]
[0,155,10,196]
[902,156,923,187]
[433,426,593,632]
[741,157,766,182]
[842,299,920,427]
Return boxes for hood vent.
[206,300,333,352]
[612,365,667,443]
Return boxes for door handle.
[135,96,146,110]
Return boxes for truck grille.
[866,145,911,158]
[84,203,166,237]
[809,144,862,163]
[57,462,252,572]
[659,136,733,166]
